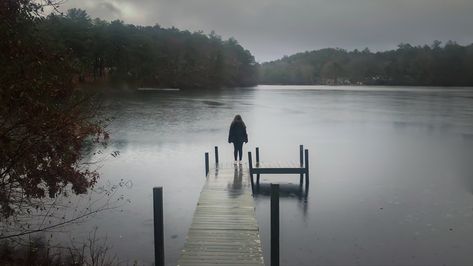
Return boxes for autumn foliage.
[0,1,108,218]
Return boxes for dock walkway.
[177,165,264,266]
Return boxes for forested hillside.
[40,9,258,89]
[259,42,473,86]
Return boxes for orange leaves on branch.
[0,0,108,218]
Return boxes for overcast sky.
[58,0,473,62]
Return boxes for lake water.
[73,85,473,265]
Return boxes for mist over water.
[75,85,473,265]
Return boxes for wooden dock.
[177,165,265,266]
[249,146,309,187]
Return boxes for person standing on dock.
[228,115,248,165]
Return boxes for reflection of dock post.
[153,187,165,266]
[256,147,260,184]
[304,149,309,187]
[214,146,219,166]
[205,152,209,176]
[299,145,304,186]
[271,184,280,266]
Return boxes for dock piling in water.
[256,147,260,184]
[248,151,253,173]
[271,184,280,266]
[214,146,219,165]
[299,145,304,167]
[256,147,260,164]
[248,151,254,189]
[153,187,165,266]
[305,149,309,186]
[205,152,209,176]
[299,145,304,185]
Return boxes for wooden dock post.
[256,147,260,164]
[248,151,254,189]
[299,145,304,185]
[248,151,253,173]
[271,184,280,266]
[153,187,165,266]
[214,146,219,165]
[205,152,209,176]
[304,149,309,186]
[256,147,260,185]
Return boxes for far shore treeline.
[259,43,473,86]
[41,9,258,89]
[37,9,472,88]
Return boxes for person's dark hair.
[232,114,246,127]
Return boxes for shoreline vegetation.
[1,1,124,265]
[259,43,473,87]
[35,9,473,90]
[41,9,258,90]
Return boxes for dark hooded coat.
[228,121,248,143]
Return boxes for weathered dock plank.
[177,167,264,266]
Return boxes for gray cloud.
[97,2,122,17]
[58,0,473,62]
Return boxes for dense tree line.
[259,42,473,86]
[39,9,258,89]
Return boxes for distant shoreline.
[136,88,181,91]
[257,83,473,88]
[255,84,473,92]
[77,80,473,92]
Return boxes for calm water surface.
[74,85,473,265]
